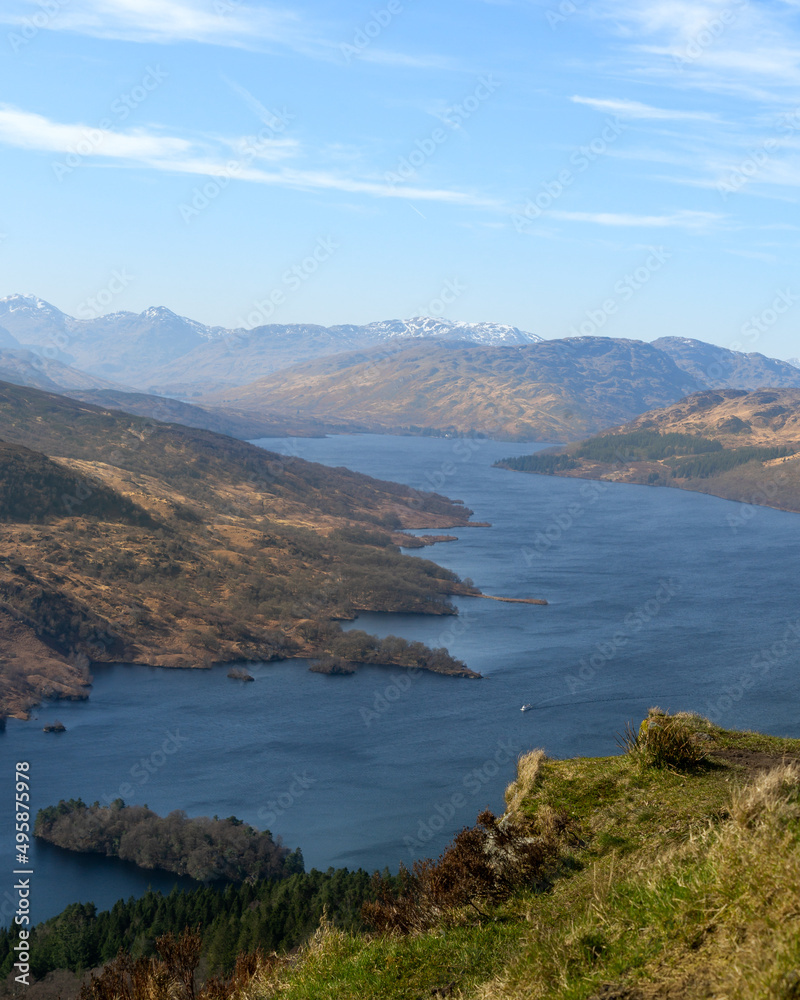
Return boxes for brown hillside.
[0,382,483,719]
[202,337,702,442]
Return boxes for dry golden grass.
[503,750,547,823]
[473,733,800,1000]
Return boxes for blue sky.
[1,0,799,358]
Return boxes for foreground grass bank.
[241,712,800,1000]
[20,712,800,1000]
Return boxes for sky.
[1,0,799,358]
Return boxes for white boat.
[520,704,533,712]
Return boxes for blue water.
[2,433,799,925]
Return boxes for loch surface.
[3,433,799,924]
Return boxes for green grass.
[240,713,800,1000]
[249,920,523,1000]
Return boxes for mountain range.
[2,294,800,442]
[204,335,800,441]
[205,336,703,441]
[0,296,542,395]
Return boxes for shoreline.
[475,594,548,606]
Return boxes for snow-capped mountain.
[138,306,225,342]
[358,317,543,345]
[0,293,66,318]
[0,295,232,380]
[0,295,545,390]
[0,294,71,344]
[787,357,800,369]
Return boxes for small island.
[42,720,66,733]
[227,667,255,682]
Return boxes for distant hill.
[203,337,703,441]
[5,296,800,440]
[0,347,129,393]
[0,349,332,439]
[0,295,543,395]
[497,387,800,513]
[0,296,227,385]
[0,325,21,349]
[0,381,482,719]
[63,389,341,441]
[652,337,800,389]
[142,317,543,397]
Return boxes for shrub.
[77,928,279,1000]
[619,711,709,771]
[362,809,562,933]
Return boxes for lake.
[3,433,800,925]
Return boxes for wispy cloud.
[0,104,191,159]
[547,209,723,229]
[0,103,500,209]
[571,96,719,122]
[1,0,455,68]
[596,0,800,99]
[2,0,301,48]
[724,247,777,262]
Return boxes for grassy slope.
[498,388,800,514]
[0,382,483,719]
[241,713,800,1000]
[202,338,701,442]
